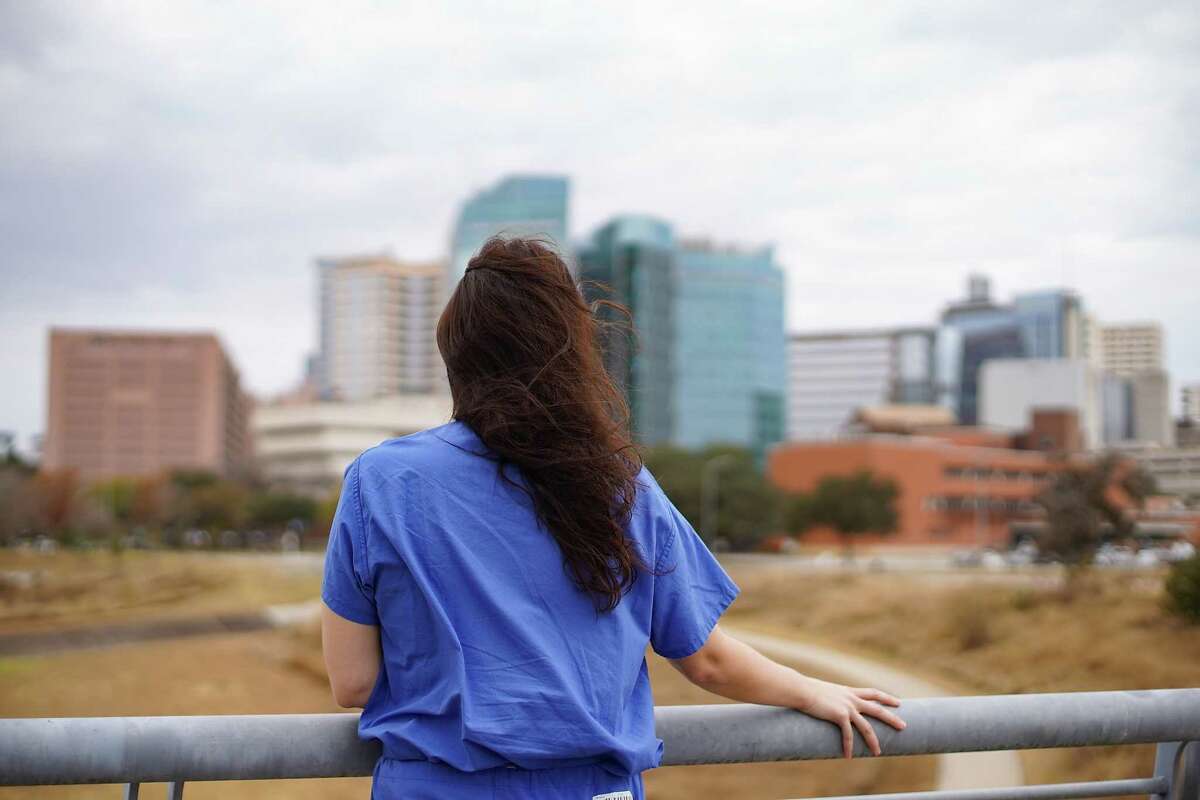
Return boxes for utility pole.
[701,454,736,544]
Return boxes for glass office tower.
[675,243,787,462]
[581,218,788,464]
[448,175,569,298]
[939,275,1083,424]
[578,216,677,446]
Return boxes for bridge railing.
[1,689,1198,800]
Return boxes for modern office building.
[578,220,789,458]
[1099,322,1164,376]
[938,276,1084,424]
[787,327,937,440]
[1181,384,1200,424]
[578,216,676,446]
[978,359,1103,449]
[675,241,787,458]
[448,175,570,297]
[43,329,252,480]
[251,394,452,494]
[316,255,444,401]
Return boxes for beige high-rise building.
[1129,369,1175,447]
[316,255,446,401]
[43,329,252,480]
[1183,384,1200,424]
[1099,322,1163,376]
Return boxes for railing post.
[1154,743,1181,800]
[1168,741,1198,800]
[123,783,139,800]
[166,781,185,799]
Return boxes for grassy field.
[2,550,1196,797]
[0,549,320,634]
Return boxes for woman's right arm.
[669,625,906,759]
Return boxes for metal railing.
[1,689,1198,799]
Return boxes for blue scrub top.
[321,419,740,778]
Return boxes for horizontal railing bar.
[0,690,1198,785]
[782,777,1168,800]
[659,689,1200,765]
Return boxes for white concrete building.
[979,359,1103,449]
[252,394,452,493]
[317,255,445,401]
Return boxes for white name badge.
[592,793,634,800]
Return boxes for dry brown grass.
[0,550,320,634]
[0,629,370,800]
[720,563,1200,789]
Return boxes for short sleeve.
[321,458,379,626]
[648,483,740,660]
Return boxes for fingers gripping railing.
[1,690,1198,800]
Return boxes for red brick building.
[43,329,252,480]
[767,435,1063,548]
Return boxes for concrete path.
[0,600,321,656]
[724,626,1025,792]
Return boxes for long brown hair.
[436,236,646,611]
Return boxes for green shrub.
[1164,555,1200,623]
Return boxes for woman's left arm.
[321,602,382,708]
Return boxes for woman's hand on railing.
[792,677,905,759]
[670,625,906,758]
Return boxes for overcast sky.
[2,1,1198,449]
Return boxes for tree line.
[0,440,1178,568]
[0,454,336,548]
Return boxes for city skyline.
[3,2,1198,449]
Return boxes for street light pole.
[701,454,736,544]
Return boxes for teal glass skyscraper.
[448,175,570,297]
[578,216,676,446]
[580,217,788,462]
[675,243,787,461]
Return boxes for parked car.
[1135,548,1163,567]
[950,549,982,568]
[1168,540,1197,562]
[1095,544,1135,567]
[1006,541,1039,567]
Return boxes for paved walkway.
[724,626,1025,792]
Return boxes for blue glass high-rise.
[938,276,1084,424]
[448,175,569,297]
[578,216,677,446]
[579,217,788,463]
[675,243,787,463]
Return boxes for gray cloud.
[1,0,1198,449]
